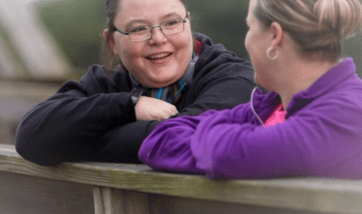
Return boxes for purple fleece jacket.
[139,58,362,179]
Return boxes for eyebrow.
[124,12,184,29]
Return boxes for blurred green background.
[36,0,106,69]
[36,0,250,72]
[0,0,361,145]
[36,0,362,78]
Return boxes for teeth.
[147,53,170,60]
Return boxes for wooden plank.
[94,187,150,214]
[147,193,323,214]
[1,144,362,214]
[94,187,124,214]
[0,171,94,214]
[122,190,150,214]
[94,188,323,214]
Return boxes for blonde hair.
[254,0,362,62]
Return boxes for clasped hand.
[135,96,179,121]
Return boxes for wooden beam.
[0,171,94,214]
[1,144,362,214]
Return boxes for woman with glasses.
[139,0,362,179]
[15,0,255,165]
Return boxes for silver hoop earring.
[266,47,278,60]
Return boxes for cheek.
[118,42,145,66]
[177,31,193,52]
[177,24,193,51]
[245,32,264,65]
[245,33,251,53]
[244,29,255,55]
[173,34,193,64]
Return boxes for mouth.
[146,52,172,61]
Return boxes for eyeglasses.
[114,16,188,42]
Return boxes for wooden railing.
[0,143,361,214]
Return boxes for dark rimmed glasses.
[114,16,188,42]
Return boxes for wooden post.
[94,186,150,214]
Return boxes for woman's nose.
[148,27,167,45]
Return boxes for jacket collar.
[251,58,357,121]
[287,57,356,115]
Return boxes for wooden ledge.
[1,144,362,214]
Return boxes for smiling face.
[111,0,193,88]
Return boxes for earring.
[266,47,278,60]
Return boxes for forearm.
[15,92,135,165]
[139,110,219,173]
[97,120,160,163]
[139,105,307,179]
[141,104,362,179]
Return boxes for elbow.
[15,123,59,166]
[207,152,244,179]
[15,141,59,166]
[138,141,155,167]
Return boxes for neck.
[276,58,338,110]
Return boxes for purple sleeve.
[138,110,218,174]
[139,97,362,179]
[138,103,253,174]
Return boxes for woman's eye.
[164,20,178,26]
[130,26,147,33]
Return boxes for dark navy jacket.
[15,33,255,165]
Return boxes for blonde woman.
[139,0,362,179]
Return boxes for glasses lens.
[129,28,151,41]
[128,18,186,41]
[161,19,184,35]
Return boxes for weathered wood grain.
[94,187,150,214]
[1,144,362,214]
[0,171,94,214]
[147,193,324,214]
[94,187,122,214]
[122,190,150,214]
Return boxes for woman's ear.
[270,22,283,48]
[103,29,119,56]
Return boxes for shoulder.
[77,65,115,95]
[56,64,110,95]
[193,32,254,82]
[322,80,362,112]
[290,59,362,117]
[194,32,242,64]
[292,80,362,129]
[111,67,133,91]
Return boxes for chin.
[254,76,267,90]
[154,72,185,87]
[253,74,259,85]
[143,77,177,88]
